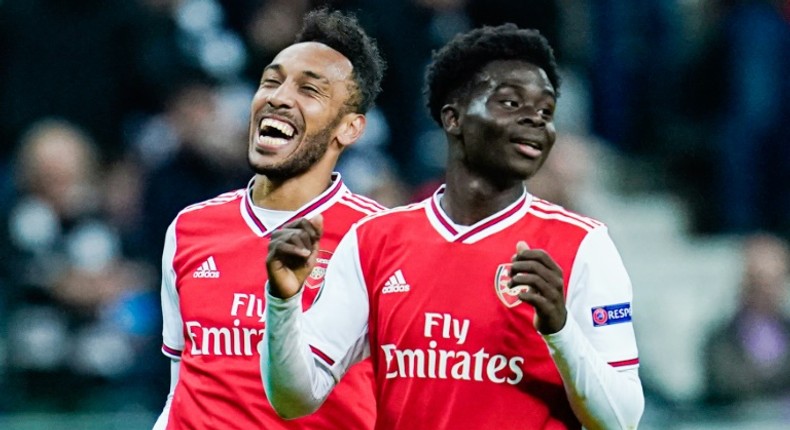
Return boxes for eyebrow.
[263,64,281,74]
[262,64,331,86]
[303,70,330,86]
[495,83,556,99]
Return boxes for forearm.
[543,315,644,430]
[261,287,336,419]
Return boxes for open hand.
[266,215,323,299]
[509,241,567,334]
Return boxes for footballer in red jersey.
[262,24,644,430]
[153,9,386,430]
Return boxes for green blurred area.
[0,413,157,430]
[1,403,790,429]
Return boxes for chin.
[512,160,541,178]
[520,171,536,181]
[247,154,274,175]
[527,158,549,175]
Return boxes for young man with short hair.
[154,9,385,430]
[262,24,644,430]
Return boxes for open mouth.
[258,117,297,147]
[511,138,543,159]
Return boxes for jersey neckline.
[424,184,532,244]
[240,173,348,237]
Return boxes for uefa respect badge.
[591,302,632,327]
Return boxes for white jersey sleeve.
[261,227,370,419]
[565,226,639,365]
[154,220,183,429]
[161,219,184,358]
[543,226,643,429]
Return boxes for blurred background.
[0,0,788,428]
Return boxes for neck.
[251,166,334,211]
[441,162,524,226]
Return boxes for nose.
[517,107,546,128]
[266,82,296,109]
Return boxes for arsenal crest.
[495,263,529,308]
[304,250,333,290]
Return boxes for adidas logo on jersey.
[193,256,220,278]
[382,270,410,294]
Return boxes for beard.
[248,117,338,181]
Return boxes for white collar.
[424,184,532,244]
[239,173,347,237]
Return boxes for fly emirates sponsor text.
[381,312,526,385]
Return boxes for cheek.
[250,91,267,110]
[546,123,556,139]
[465,113,505,139]
[303,106,336,135]
[479,118,510,144]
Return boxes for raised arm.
[266,216,325,300]
[261,217,371,419]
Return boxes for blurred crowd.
[704,234,790,406]
[0,0,788,420]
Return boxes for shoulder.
[178,188,245,215]
[342,202,426,257]
[321,190,388,234]
[355,201,426,231]
[525,197,610,263]
[332,190,388,217]
[319,191,388,242]
[180,189,245,214]
[173,188,245,228]
[528,197,606,235]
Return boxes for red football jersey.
[161,175,383,429]
[300,186,639,430]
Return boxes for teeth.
[259,118,295,137]
[259,135,290,147]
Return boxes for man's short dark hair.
[295,8,385,114]
[425,24,561,125]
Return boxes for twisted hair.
[425,24,560,125]
[295,8,386,113]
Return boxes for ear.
[335,113,366,148]
[441,104,462,137]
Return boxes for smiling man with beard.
[262,24,644,430]
[152,9,386,430]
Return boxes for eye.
[261,79,280,88]
[500,99,519,108]
[538,108,554,118]
[301,85,319,94]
